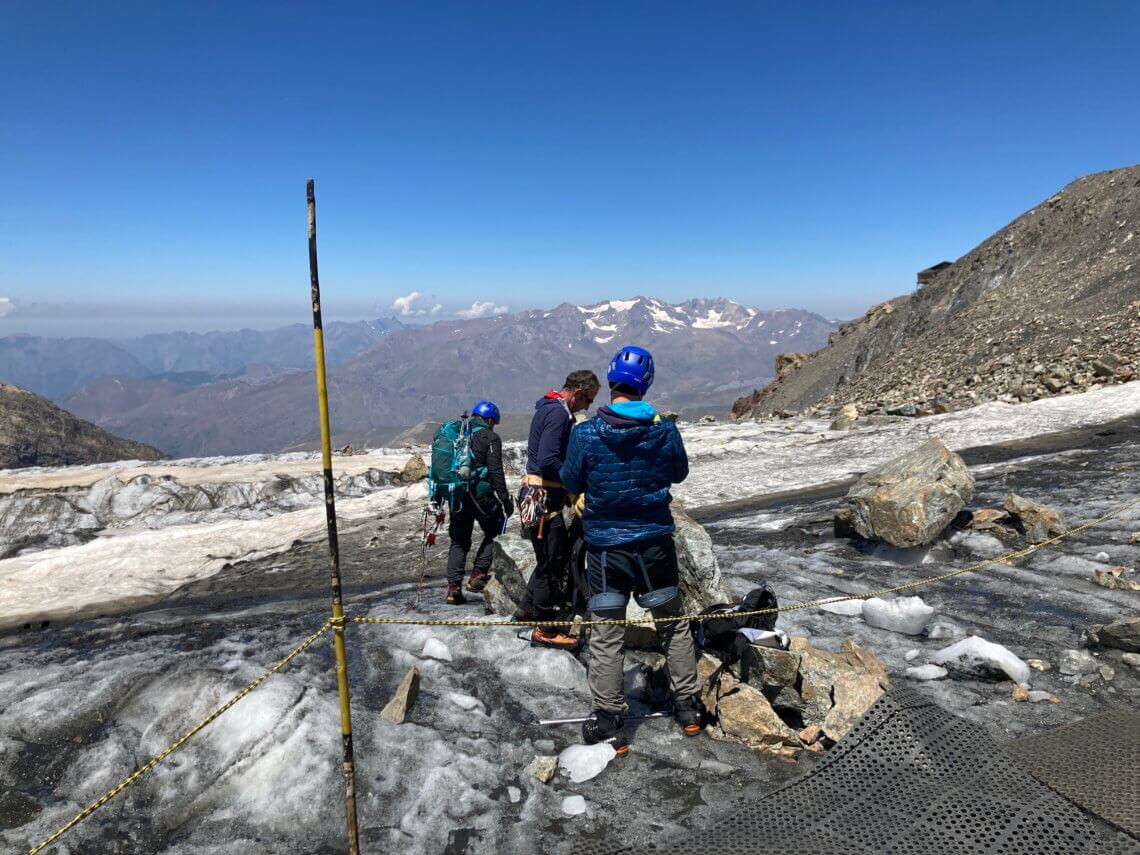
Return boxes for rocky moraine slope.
[0,384,166,469]
[734,164,1140,420]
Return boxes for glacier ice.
[421,639,453,662]
[862,597,934,635]
[557,743,616,783]
[819,599,865,616]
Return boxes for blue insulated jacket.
[560,401,689,547]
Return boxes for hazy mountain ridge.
[62,297,836,457]
[0,319,404,401]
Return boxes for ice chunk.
[445,692,485,713]
[930,637,1031,685]
[904,649,920,662]
[558,743,616,783]
[421,638,453,662]
[562,795,588,816]
[819,599,865,616]
[508,786,522,803]
[1093,551,1110,562]
[905,664,948,681]
[862,596,934,635]
[926,621,960,640]
[1057,649,1097,676]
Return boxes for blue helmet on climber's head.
[472,400,501,425]
[607,345,655,396]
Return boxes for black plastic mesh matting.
[583,685,1139,855]
[1007,709,1140,838]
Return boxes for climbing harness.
[419,500,446,558]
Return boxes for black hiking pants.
[521,512,573,631]
[446,495,502,587]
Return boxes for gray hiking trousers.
[584,537,700,714]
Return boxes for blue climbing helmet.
[607,345,655,394]
[472,400,501,425]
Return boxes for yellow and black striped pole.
[307,179,361,854]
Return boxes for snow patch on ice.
[930,636,1030,685]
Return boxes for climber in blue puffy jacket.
[560,345,702,755]
[560,390,688,548]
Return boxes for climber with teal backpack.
[430,401,514,605]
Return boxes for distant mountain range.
[1,297,834,457]
[0,318,404,400]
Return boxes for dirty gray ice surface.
[1,391,1138,853]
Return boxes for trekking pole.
[307,179,361,855]
[539,711,672,726]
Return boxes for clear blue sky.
[3,1,1138,336]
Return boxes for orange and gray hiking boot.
[674,695,706,737]
[531,627,582,652]
[582,709,629,757]
[445,585,467,605]
[465,572,490,593]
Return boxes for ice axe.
[538,710,671,726]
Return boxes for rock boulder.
[846,437,974,547]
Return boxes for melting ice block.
[862,596,934,635]
[905,664,948,681]
[930,636,1030,685]
[561,795,588,816]
[558,743,616,783]
[421,638,453,662]
[820,599,865,616]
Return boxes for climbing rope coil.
[25,495,1140,854]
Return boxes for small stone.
[969,508,1008,530]
[798,725,822,745]
[1120,653,1140,668]
[1093,551,1111,562]
[1004,493,1067,543]
[904,649,921,662]
[1026,659,1051,672]
[525,755,558,784]
[380,667,421,724]
[1011,684,1029,702]
[1091,567,1140,591]
[507,786,522,803]
[1098,664,1115,682]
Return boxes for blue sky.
[3,1,1138,336]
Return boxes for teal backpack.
[429,413,489,508]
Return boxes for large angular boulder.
[846,437,974,547]
[697,655,801,752]
[396,453,429,484]
[725,636,889,749]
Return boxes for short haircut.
[563,370,600,392]
[609,382,641,398]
